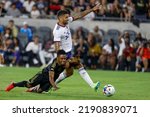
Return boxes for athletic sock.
[14,81,28,87]
[78,67,94,88]
[55,72,67,84]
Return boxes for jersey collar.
[57,22,66,27]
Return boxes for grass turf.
[0,67,150,100]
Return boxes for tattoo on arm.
[73,9,93,21]
[72,3,101,21]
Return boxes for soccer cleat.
[93,81,100,92]
[5,83,15,91]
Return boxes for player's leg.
[27,84,49,93]
[69,56,100,91]
[27,80,51,93]
[55,63,74,84]
[26,85,40,92]
[57,56,100,91]
[5,72,43,91]
[5,80,30,92]
[55,72,66,84]
[76,63,100,91]
[37,83,51,93]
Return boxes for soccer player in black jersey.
[5,50,67,93]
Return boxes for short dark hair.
[9,20,14,23]
[57,50,66,56]
[57,10,69,18]
[65,8,71,15]
[33,35,39,39]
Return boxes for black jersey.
[42,58,65,81]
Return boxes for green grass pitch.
[0,67,150,100]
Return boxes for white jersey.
[53,17,73,53]
[26,42,42,54]
[103,44,118,54]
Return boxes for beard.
[64,21,68,25]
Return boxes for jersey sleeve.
[50,66,54,72]
[49,59,56,72]
[53,28,61,42]
[26,42,32,52]
[103,45,107,50]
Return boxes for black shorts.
[29,71,51,91]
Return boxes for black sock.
[14,81,28,87]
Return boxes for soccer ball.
[103,84,115,97]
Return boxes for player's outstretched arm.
[73,3,102,21]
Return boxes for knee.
[66,69,73,77]
[66,71,73,77]
[76,63,84,69]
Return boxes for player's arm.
[49,71,59,91]
[72,3,101,21]
[53,29,61,52]
[54,41,61,52]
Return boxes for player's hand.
[92,3,102,12]
[53,87,59,91]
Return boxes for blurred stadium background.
[0,0,150,71]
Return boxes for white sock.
[78,67,94,88]
[55,72,67,84]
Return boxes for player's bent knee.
[66,69,73,77]
[76,63,84,69]
[66,71,73,77]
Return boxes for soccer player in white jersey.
[53,3,102,91]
